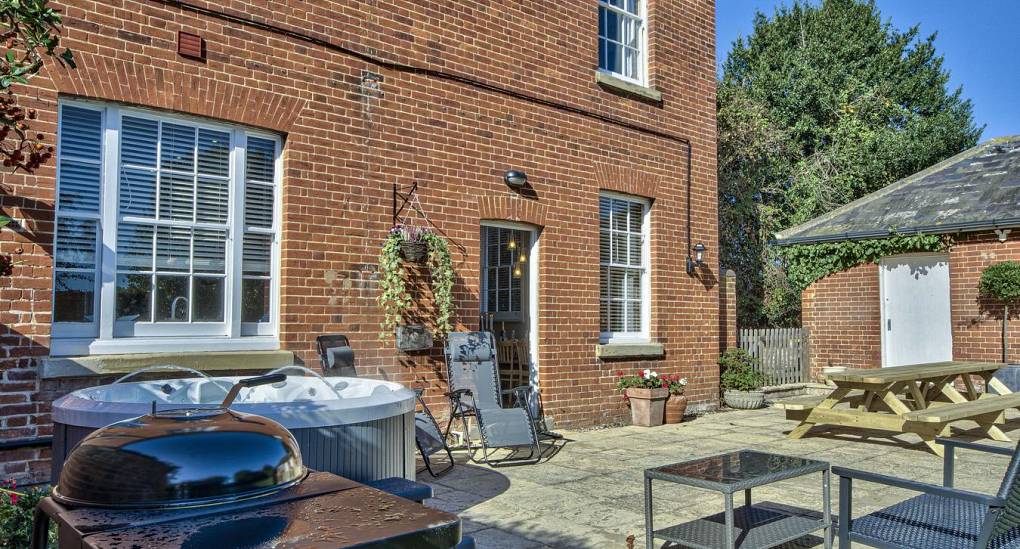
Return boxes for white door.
[880,254,953,367]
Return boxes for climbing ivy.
[779,233,952,292]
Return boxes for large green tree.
[719,0,981,327]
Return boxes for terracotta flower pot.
[626,387,668,427]
[399,241,428,262]
[664,394,688,424]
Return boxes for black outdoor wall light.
[686,242,706,274]
[504,170,528,189]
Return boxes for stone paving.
[423,406,1019,548]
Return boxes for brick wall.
[801,262,882,380]
[0,0,720,482]
[951,231,1020,363]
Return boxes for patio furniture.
[315,334,357,377]
[444,331,541,466]
[644,450,832,549]
[366,476,433,503]
[414,386,456,477]
[775,361,1020,455]
[834,437,1020,548]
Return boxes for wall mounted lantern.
[686,242,706,274]
[504,170,528,189]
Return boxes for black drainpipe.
[0,436,53,451]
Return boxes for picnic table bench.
[774,361,1016,456]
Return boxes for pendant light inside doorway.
[509,234,526,278]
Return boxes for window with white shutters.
[51,101,280,355]
[599,192,649,342]
[598,0,647,85]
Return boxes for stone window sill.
[595,71,663,102]
[40,350,296,379]
[595,342,665,359]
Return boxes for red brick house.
[775,137,1020,380]
[0,0,720,482]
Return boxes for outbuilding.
[775,136,1020,378]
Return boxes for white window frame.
[597,0,649,86]
[51,100,282,356]
[599,191,651,344]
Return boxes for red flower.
[616,370,624,377]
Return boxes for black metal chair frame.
[315,334,351,371]
[835,437,1020,548]
[414,387,455,477]
[444,332,541,467]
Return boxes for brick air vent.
[178,31,205,60]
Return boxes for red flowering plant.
[615,369,665,401]
[661,374,688,396]
[1,478,55,547]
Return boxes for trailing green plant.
[779,233,952,293]
[2,0,75,172]
[1,480,55,548]
[423,231,454,337]
[979,261,1020,363]
[719,348,766,391]
[377,225,455,340]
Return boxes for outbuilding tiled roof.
[774,136,1020,245]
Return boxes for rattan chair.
[444,331,541,467]
[835,437,1020,548]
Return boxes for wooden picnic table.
[775,361,1020,456]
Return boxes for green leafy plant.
[779,233,952,293]
[1,480,55,548]
[2,0,75,172]
[719,348,766,392]
[979,261,1020,363]
[377,225,455,340]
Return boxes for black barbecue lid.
[53,407,306,509]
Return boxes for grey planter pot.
[993,364,1020,393]
[723,389,766,410]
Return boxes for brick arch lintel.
[47,54,306,134]
[593,163,661,199]
[476,195,548,228]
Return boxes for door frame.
[480,220,541,390]
[878,252,953,367]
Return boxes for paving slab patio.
[424,406,1020,548]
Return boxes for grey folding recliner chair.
[315,334,357,377]
[835,437,1020,548]
[444,331,541,467]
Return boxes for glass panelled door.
[481,224,537,407]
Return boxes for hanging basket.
[399,241,428,263]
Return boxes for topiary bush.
[979,261,1020,362]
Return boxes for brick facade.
[801,262,882,380]
[802,230,1020,380]
[0,0,720,482]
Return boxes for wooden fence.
[738,328,809,385]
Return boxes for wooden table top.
[823,361,1007,384]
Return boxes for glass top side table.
[644,450,832,549]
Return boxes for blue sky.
[716,0,1020,140]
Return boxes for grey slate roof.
[774,136,1020,245]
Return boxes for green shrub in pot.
[1,481,55,548]
[719,348,767,409]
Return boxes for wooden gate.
[738,328,809,385]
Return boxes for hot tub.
[51,372,416,484]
